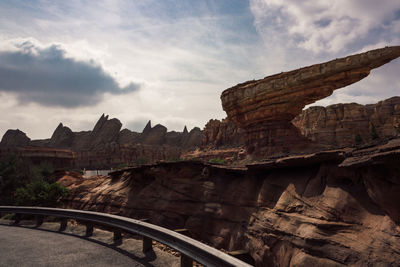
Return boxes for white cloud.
[250,0,400,53]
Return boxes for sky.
[0,0,399,139]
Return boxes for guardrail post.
[13,213,21,225]
[85,223,93,237]
[180,254,193,267]
[35,215,44,227]
[142,236,153,253]
[113,230,122,242]
[59,218,68,231]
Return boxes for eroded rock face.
[89,114,122,149]
[0,129,30,147]
[0,114,203,168]
[221,46,400,156]
[293,96,400,147]
[49,123,74,148]
[202,119,244,148]
[61,138,400,267]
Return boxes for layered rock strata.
[200,96,400,150]
[293,96,400,147]
[60,138,400,267]
[221,46,400,156]
[201,118,244,148]
[0,115,202,169]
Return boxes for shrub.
[115,163,129,170]
[208,158,226,165]
[14,179,69,207]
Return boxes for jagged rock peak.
[0,129,31,147]
[183,126,188,134]
[143,120,152,133]
[50,122,74,148]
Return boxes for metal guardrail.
[0,206,252,267]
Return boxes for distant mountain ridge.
[0,114,202,168]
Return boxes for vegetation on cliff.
[0,155,69,206]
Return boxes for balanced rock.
[221,46,400,156]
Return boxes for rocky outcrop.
[0,115,203,168]
[49,123,74,148]
[202,119,244,148]
[118,129,140,145]
[221,46,400,156]
[293,96,400,147]
[61,138,400,267]
[89,114,122,149]
[181,127,202,149]
[0,129,30,147]
[74,143,181,169]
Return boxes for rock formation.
[49,123,74,148]
[293,96,400,147]
[0,115,203,169]
[200,96,400,151]
[89,114,122,149]
[60,137,400,267]
[202,118,244,148]
[0,129,30,147]
[221,46,400,156]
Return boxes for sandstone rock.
[49,123,74,148]
[292,96,400,147]
[118,129,140,145]
[61,138,400,266]
[140,124,167,145]
[89,114,122,148]
[181,127,202,149]
[202,118,244,148]
[221,46,400,156]
[0,129,30,147]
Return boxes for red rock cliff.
[61,138,400,267]
[293,96,400,147]
[221,46,400,157]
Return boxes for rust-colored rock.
[221,46,400,156]
[293,96,400,147]
[61,138,400,266]
[202,118,244,148]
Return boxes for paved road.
[0,224,179,267]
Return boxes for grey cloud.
[0,42,140,107]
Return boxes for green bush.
[208,158,226,165]
[115,163,129,170]
[14,179,69,207]
[0,156,67,207]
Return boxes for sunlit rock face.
[221,46,400,157]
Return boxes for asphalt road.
[0,224,179,267]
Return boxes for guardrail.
[0,206,252,267]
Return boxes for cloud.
[250,0,400,54]
[0,41,140,107]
